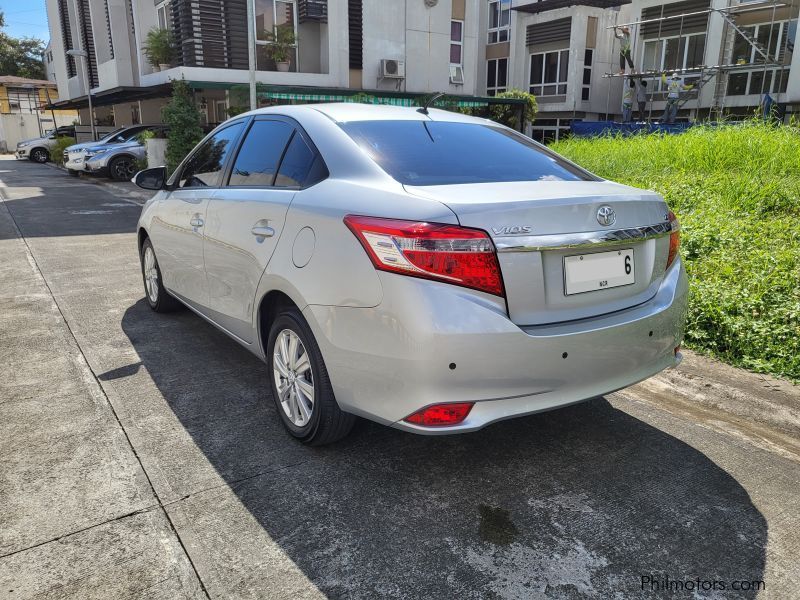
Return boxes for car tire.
[140,238,182,312]
[30,148,49,163]
[109,156,136,181]
[267,308,355,445]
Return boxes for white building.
[44,0,517,127]
[475,0,798,140]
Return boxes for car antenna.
[417,92,446,115]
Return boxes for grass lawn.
[551,123,800,381]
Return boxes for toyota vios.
[134,104,687,445]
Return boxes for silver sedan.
[134,104,687,445]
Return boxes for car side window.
[228,120,293,187]
[275,132,327,188]
[179,122,245,189]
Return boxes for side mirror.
[134,166,166,190]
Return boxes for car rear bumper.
[304,257,688,434]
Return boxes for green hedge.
[551,123,800,380]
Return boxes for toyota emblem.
[597,205,616,227]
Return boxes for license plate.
[564,249,634,295]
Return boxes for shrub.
[490,89,537,131]
[52,136,75,166]
[551,122,800,380]
[161,79,204,174]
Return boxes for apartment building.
[45,0,498,128]
[481,0,798,140]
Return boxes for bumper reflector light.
[403,403,474,427]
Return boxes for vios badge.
[596,205,616,227]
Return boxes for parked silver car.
[15,126,76,163]
[84,129,167,180]
[134,104,687,445]
[64,125,165,176]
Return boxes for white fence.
[0,113,78,153]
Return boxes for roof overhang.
[47,84,173,110]
[513,0,631,14]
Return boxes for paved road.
[1,157,799,599]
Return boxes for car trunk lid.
[405,181,672,325]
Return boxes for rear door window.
[339,120,595,186]
[229,120,294,186]
[275,132,328,188]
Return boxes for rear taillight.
[343,215,505,297]
[404,403,474,427]
[666,210,680,270]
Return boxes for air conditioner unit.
[380,59,406,79]
[449,65,465,85]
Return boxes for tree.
[0,12,46,80]
[489,89,538,132]
[161,79,204,174]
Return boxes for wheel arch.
[137,227,149,254]
[30,146,50,160]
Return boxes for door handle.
[251,225,275,238]
[190,216,204,228]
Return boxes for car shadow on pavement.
[116,299,767,599]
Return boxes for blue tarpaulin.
[570,121,697,137]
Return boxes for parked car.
[84,127,168,181]
[63,125,165,176]
[15,126,76,163]
[134,104,687,445]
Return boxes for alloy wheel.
[32,149,48,163]
[113,158,136,180]
[272,329,315,427]
[143,246,159,303]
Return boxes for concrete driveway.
[1,157,798,599]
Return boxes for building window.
[6,87,39,114]
[488,0,510,44]
[156,1,171,30]
[642,32,705,91]
[487,57,507,96]
[450,20,463,65]
[582,48,592,101]
[255,0,298,71]
[530,118,571,144]
[529,50,568,97]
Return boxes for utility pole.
[246,0,257,110]
[67,49,97,141]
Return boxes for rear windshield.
[339,120,594,186]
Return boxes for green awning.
[189,82,525,109]
[259,91,489,108]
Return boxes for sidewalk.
[0,182,203,598]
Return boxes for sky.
[1,0,50,42]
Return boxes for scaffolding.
[601,0,796,121]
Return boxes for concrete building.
[44,0,508,128]
[490,0,798,140]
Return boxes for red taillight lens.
[666,210,680,270]
[404,402,474,427]
[343,215,505,296]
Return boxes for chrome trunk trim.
[494,221,675,253]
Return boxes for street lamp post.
[66,49,97,141]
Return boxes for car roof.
[241,103,488,125]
